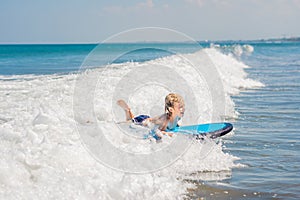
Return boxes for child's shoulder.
[158,113,168,120]
[150,113,168,123]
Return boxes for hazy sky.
[1,0,300,43]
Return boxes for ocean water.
[0,41,299,199]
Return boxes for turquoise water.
[0,41,299,199]
[0,44,94,75]
[0,43,202,75]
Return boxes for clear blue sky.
[1,0,300,43]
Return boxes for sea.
[0,40,299,199]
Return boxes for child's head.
[165,93,185,118]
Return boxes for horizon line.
[0,36,299,45]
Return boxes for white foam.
[0,47,263,199]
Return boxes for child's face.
[171,102,185,118]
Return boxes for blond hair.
[165,93,184,117]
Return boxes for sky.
[1,0,300,43]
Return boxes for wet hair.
[165,93,184,118]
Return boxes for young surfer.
[117,93,185,140]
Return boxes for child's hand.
[167,132,173,137]
[162,131,173,137]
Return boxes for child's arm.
[143,115,173,139]
[151,115,173,137]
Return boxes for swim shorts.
[132,115,150,125]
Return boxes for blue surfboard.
[167,122,233,139]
